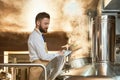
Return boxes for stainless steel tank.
[65,15,116,80]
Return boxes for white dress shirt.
[28,28,59,62]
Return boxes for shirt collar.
[34,28,42,35]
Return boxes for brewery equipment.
[93,15,116,76]
[61,14,116,80]
[39,55,65,80]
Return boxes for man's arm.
[30,37,60,61]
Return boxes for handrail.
[0,63,47,80]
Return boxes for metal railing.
[0,63,47,80]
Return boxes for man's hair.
[35,12,50,23]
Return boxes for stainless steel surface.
[95,62,115,76]
[92,17,97,63]
[40,55,65,80]
[60,64,95,77]
[100,0,120,35]
[66,76,115,80]
[94,15,116,62]
[70,58,90,68]
[92,15,116,76]
[0,63,47,80]
[102,10,120,13]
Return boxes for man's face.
[38,18,50,33]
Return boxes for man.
[28,12,63,80]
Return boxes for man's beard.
[39,25,47,33]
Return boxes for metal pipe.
[94,15,116,62]
[92,18,97,63]
[93,15,116,76]
[98,15,115,62]
[102,10,120,13]
[0,63,47,80]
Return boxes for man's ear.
[36,21,40,25]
